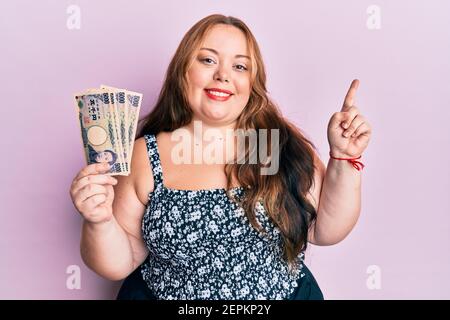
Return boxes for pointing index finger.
[342,79,360,111]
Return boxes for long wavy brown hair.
[136,14,319,267]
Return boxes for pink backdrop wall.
[1,0,449,299]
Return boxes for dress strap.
[144,134,164,189]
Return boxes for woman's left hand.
[327,79,372,158]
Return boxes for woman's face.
[186,24,252,126]
[95,151,113,163]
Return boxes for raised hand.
[327,79,372,158]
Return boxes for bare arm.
[306,79,371,246]
[78,138,152,280]
[80,215,136,281]
[307,152,362,245]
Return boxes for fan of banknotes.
[74,85,143,176]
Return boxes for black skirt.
[116,264,324,300]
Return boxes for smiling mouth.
[204,89,233,101]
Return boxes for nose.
[214,65,229,83]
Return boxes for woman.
[69,14,371,300]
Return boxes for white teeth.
[207,90,231,97]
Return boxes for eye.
[201,57,216,65]
[234,64,248,71]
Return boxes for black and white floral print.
[140,134,305,300]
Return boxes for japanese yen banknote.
[74,85,143,176]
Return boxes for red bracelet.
[329,151,365,171]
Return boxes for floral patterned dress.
[140,134,306,300]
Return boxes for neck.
[185,119,237,143]
[182,119,238,164]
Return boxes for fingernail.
[343,122,348,129]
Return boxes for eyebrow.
[199,47,250,60]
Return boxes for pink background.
[1,0,449,299]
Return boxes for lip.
[204,88,233,102]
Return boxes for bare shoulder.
[112,136,154,229]
[112,137,153,268]
[112,136,153,219]
[129,136,154,206]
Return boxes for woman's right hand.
[69,162,118,224]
